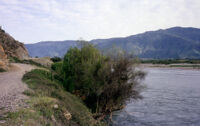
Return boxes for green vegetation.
[141,59,200,65]
[4,69,104,126]
[0,68,6,72]
[51,56,62,63]
[9,57,45,67]
[52,42,145,121]
[170,64,200,68]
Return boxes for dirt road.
[0,63,35,115]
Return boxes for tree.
[57,41,146,121]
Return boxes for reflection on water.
[112,68,200,126]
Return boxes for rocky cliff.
[0,45,8,70]
[0,27,29,60]
[0,27,29,70]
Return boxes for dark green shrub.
[0,68,6,72]
[51,57,62,63]
[58,42,145,120]
[51,62,63,73]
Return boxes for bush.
[0,68,6,72]
[51,57,62,63]
[51,62,63,73]
[57,42,145,120]
[51,61,64,82]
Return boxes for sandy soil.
[0,63,35,116]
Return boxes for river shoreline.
[113,67,200,126]
[139,63,200,70]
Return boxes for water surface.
[113,68,200,126]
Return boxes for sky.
[0,0,200,44]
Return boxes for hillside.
[26,27,200,59]
[0,27,29,70]
[0,45,8,70]
[0,27,29,60]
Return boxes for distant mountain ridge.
[26,40,76,57]
[25,27,200,59]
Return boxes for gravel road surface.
[0,63,35,115]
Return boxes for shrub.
[51,61,64,82]
[51,57,62,63]
[0,68,6,72]
[51,62,62,71]
[55,42,145,121]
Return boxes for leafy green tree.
[62,43,104,94]
[54,41,145,121]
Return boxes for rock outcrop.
[0,45,8,70]
[0,27,29,60]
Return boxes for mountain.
[26,27,200,59]
[26,40,76,57]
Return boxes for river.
[112,68,200,126]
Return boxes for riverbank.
[139,63,200,70]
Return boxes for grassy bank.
[3,69,104,126]
[9,57,47,68]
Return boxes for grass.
[9,57,45,68]
[3,69,105,126]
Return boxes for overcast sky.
[0,0,200,44]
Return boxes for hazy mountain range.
[25,27,200,59]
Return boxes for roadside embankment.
[2,69,104,126]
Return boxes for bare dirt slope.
[0,63,35,115]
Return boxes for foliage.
[51,61,64,82]
[62,43,105,93]
[57,42,145,120]
[0,68,6,72]
[51,56,62,63]
[51,61,63,74]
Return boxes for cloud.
[0,0,200,43]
